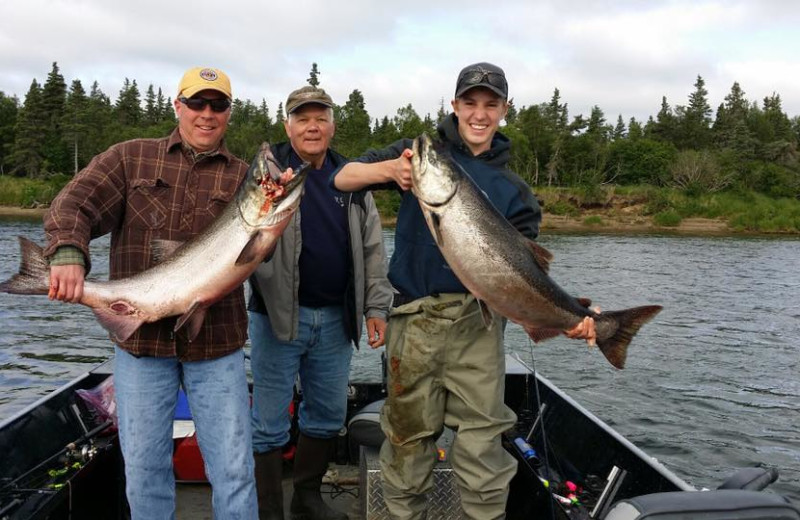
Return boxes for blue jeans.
[249,307,353,453]
[114,346,257,520]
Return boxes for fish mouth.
[272,162,309,202]
[253,159,309,208]
[411,134,457,208]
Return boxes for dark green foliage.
[653,210,682,227]
[307,63,321,88]
[0,92,18,174]
[607,139,677,185]
[674,75,713,150]
[333,90,371,158]
[1,62,798,213]
[10,79,46,176]
[115,78,142,127]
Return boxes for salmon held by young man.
[0,144,308,343]
[410,133,661,369]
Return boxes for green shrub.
[543,199,580,217]
[653,211,682,227]
[582,215,604,226]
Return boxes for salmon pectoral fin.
[430,213,444,247]
[523,326,563,343]
[478,299,495,330]
[596,305,663,369]
[525,240,553,274]
[92,306,145,343]
[0,236,50,295]
[175,302,209,342]
[235,231,274,266]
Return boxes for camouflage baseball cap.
[285,86,334,115]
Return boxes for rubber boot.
[290,434,348,520]
[255,449,285,520]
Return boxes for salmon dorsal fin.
[151,239,183,264]
[525,239,553,274]
[175,301,209,342]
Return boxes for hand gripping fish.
[409,134,661,369]
[0,143,308,343]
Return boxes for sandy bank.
[0,205,760,236]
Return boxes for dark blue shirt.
[289,151,349,307]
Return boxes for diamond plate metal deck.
[360,445,465,519]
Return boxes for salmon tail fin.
[0,236,50,295]
[525,240,553,274]
[596,305,663,369]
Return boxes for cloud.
[2,0,799,127]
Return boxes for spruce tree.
[333,89,370,157]
[308,63,321,87]
[0,93,19,174]
[62,79,89,174]
[115,78,142,127]
[677,75,713,149]
[41,62,70,173]
[10,80,46,177]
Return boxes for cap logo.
[199,68,218,81]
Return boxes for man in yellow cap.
[44,66,258,519]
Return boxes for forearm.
[334,162,393,192]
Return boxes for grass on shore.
[535,185,800,233]
[0,174,72,208]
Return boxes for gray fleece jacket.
[247,142,392,346]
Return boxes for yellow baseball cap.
[177,67,232,99]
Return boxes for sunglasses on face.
[179,96,231,113]
[460,68,508,93]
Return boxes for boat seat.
[347,399,385,448]
[604,489,800,520]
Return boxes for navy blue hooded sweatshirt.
[332,113,542,301]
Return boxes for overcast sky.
[2,0,799,126]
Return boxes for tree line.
[1,62,798,199]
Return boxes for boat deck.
[177,463,362,520]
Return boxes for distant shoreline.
[0,206,47,220]
[0,205,789,237]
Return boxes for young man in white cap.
[44,66,258,519]
[332,62,596,519]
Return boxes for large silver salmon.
[410,133,661,369]
[0,142,308,343]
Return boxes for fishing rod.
[0,419,113,495]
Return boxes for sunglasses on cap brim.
[459,69,508,93]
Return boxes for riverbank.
[0,205,768,236]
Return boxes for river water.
[0,216,798,504]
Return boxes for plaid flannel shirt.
[44,128,251,360]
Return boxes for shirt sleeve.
[329,138,414,191]
[43,143,128,274]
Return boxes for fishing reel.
[63,441,98,465]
